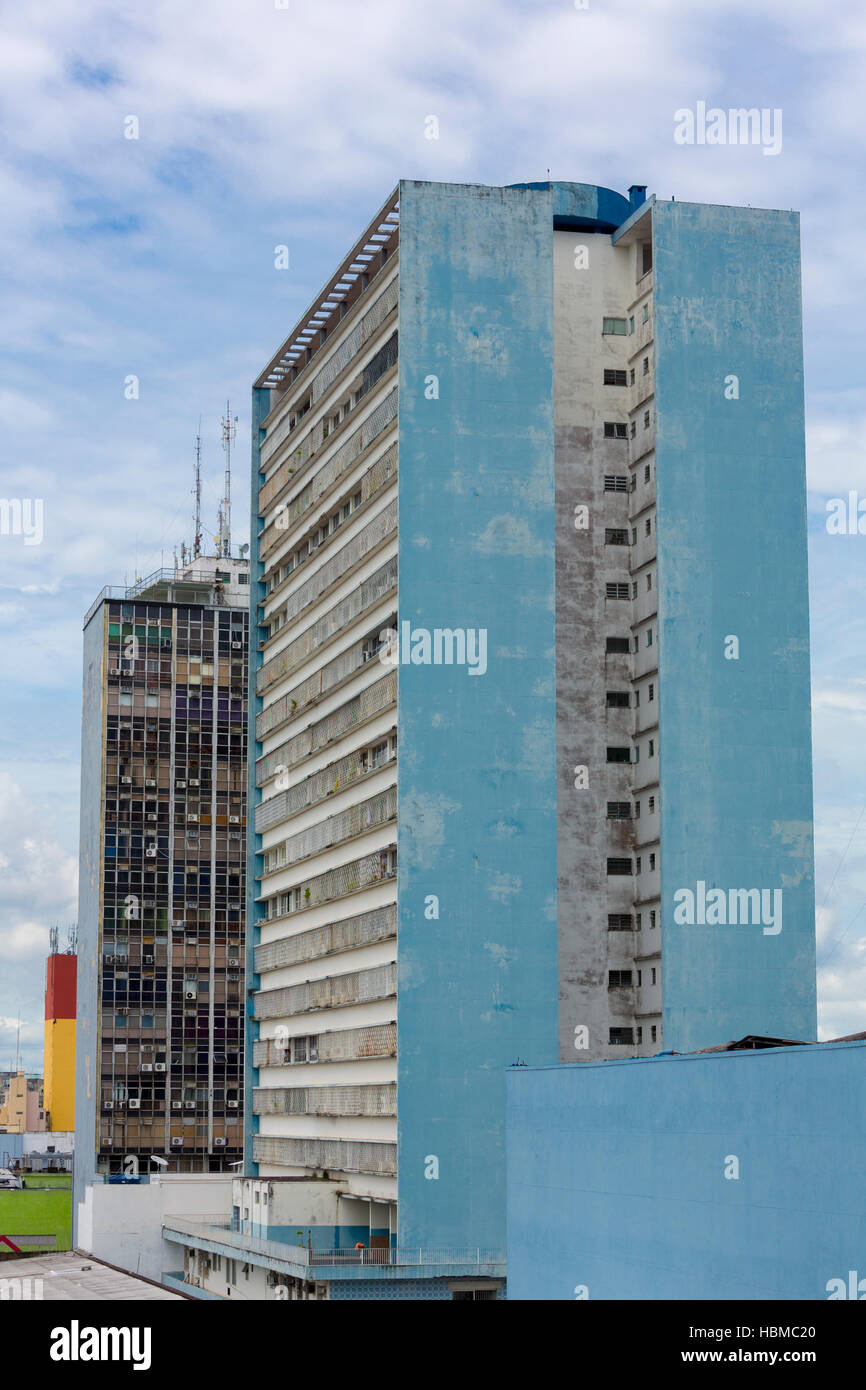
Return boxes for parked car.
[0,1168,23,1190]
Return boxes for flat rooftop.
[1,1251,183,1300]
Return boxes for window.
[637,970,642,986]
[604,475,628,493]
[607,801,631,819]
[607,857,632,875]
[609,970,633,988]
[606,691,630,708]
[632,581,638,599]
[644,410,651,429]
[634,688,640,706]
[634,801,641,817]
[644,464,651,482]
[648,683,654,701]
[630,421,636,438]
[651,1025,657,1042]
[602,317,627,335]
[629,316,635,334]
[643,356,649,375]
[606,583,630,600]
[649,853,656,871]
[649,795,655,812]
[636,1026,643,1044]
[645,518,652,535]
[636,912,642,930]
[631,528,637,545]
[610,1027,634,1045]
[604,422,628,440]
[605,528,629,546]
[636,856,642,874]
[648,738,655,755]
[630,368,635,385]
[646,573,652,591]
[605,636,630,654]
[606,747,631,764]
[633,635,639,653]
[608,914,633,931]
[603,369,628,386]
[642,242,653,276]
[650,910,657,929]
[651,968,657,985]
[643,303,649,323]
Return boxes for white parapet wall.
[77,1173,233,1284]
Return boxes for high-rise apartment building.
[74,557,249,1218]
[171,178,815,1293]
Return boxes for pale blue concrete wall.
[245,384,271,1175]
[73,607,107,1238]
[506,1041,866,1300]
[396,180,560,1248]
[653,200,816,1049]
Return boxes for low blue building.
[506,1035,866,1300]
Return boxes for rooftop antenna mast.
[220,401,238,559]
[193,418,203,560]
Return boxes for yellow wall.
[44,1018,76,1132]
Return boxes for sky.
[0,0,865,1072]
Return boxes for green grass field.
[0,1184,72,1252]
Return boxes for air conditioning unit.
[121,776,132,785]
[229,832,240,841]
[176,780,186,789]
[231,640,242,650]
[128,1099,141,1110]
[171,1137,183,1147]
[145,779,156,787]
[172,1101,182,1110]
[154,1063,166,1073]
[117,1007,129,1016]
[140,1063,153,1073]
[103,1101,114,1111]
[213,1138,226,1148]
[185,989,196,1001]
[184,1101,196,1111]
[146,848,157,858]
[143,954,154,965]
[228,958,239,967]
[104,953,115,963]
[147,813,158,822]
[229,816,240,824]
[188,814,198,823]
[227,1100,239,1109]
